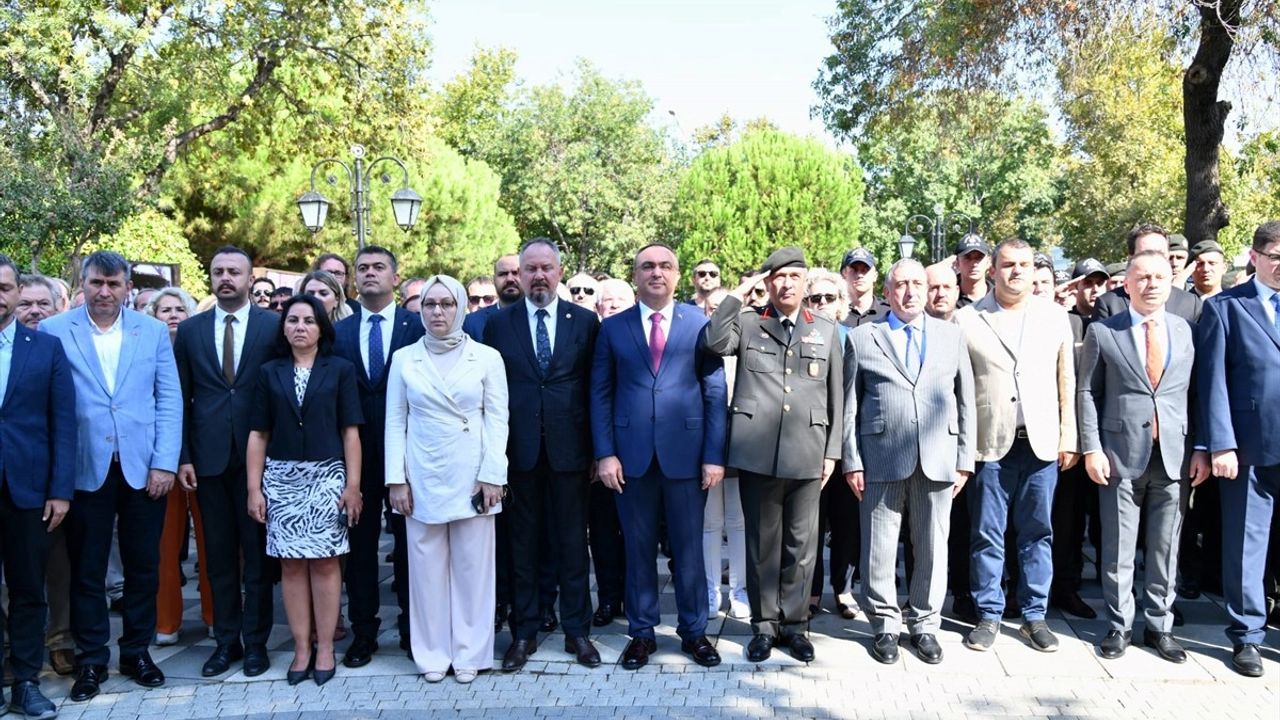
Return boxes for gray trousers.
[739,471,822,638]
[860,469,952,635]
[1098,447,1188,633]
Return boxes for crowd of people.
[0,220,1276,718]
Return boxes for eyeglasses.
[695,270,720,279]
[468,294,496,304]
[807,293,838,305]
[749,287,768,298]
[1257,250,1280,265]
[421,300,458,313]
[569,286,595,296]
[252,290,272,298]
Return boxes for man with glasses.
[566,273,599,311]
[266,287,292,313]
[250,277,275,309]
[466,276,498,312]
[689,259,722,310]
[1197,221,1280,677]
[840,248,891,328]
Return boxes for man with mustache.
[463,254,522,342]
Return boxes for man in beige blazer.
[954,239,1079,653]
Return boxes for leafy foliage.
[88,209,207,298]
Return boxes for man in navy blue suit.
[333,245,424,666]
[591,244,727,670]
[484,238,602,672]
[0,254,76,717]
[1198,220,1280,678]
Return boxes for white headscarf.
[419,274,468,354]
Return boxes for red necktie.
[650,312,665,372]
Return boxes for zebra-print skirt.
[262,457,349,559]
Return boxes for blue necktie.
[368,315,385,382]
[1271,294,1280,332]
[904,325,921,380]
[535,309,552,373]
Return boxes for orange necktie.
[1145,317,1163,438]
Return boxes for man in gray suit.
[1078,250,1210,663]
[704,246,843,663]
[843,259,976,665]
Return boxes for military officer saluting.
[703,246,843,662]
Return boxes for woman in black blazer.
[246,295,364,686]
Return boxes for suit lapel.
[300,356,328,413]
[872,321,913,383]
[975,296,1019,363]
[276,361,302,420]
[1112,315,1154,393]
[2,326,32,408]
[239,309,268,381]
[623,306,654,377]
[509,304,542,376]
[1164,317,1194,384]
[113,312,143,390]
[1237,284,1280,350]
[68,310,112,396]
[199,312,224,384]
[759,306,790,347]
[550,304,573,371]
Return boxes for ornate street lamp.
[901,204,979,263]
[296,144,421,249]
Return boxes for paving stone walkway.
[26,536,1279,719]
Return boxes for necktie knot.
[369,314,382,325]
[536,308,548,319]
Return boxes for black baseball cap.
[955,234,990,257]
[840,247,876,270]
[1033,252,1053,270]
[1072,258,1108,280]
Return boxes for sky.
[423,0,840,146]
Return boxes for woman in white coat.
[384,275,509,684]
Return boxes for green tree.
[857,91,1064,260]
[669,127,865,282]
[87,209,208,298]
[433,47,519,159]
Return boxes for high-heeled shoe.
[287,649,315,686]
[313,651,337,686]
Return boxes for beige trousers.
[406,513,496,674]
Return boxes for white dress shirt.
[1127,306,1170,372]
[525,297,561,354]
[213,301,251,375]
[359,302,397,374]
[89,307,124,394]
[637,300,674,347]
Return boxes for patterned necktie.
[904,324,921,380]
[1145,317,1163,439]
[222,315,236,385]
[535,308,552,373]
[649,312,666,372]
[368,314,385,382]
[781,317,794,343]
[1271,294,1280,331]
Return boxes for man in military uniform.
[703,247,843,663]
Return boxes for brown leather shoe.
[564,636,601,668]
[620,636,657,670]
[501,638,537,672]
[680,635,721,667]
[49,648,75,676]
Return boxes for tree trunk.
[1182,1,1240,245]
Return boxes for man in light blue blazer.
[592,243,727,670]
[40,251,182,701]
[843,259,976,666]
[1197,221,1280,677]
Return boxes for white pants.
[406,514,496,674]
[702,475,747,598]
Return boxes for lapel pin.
[565,313,571,319]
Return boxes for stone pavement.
[24,535,1280,719]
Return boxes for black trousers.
[67,460,166,665]
[506,448,591,641]
[0,484,50,682]
[197,461,275,647]
[346,453,410,641]
[1179,480,1223,593]
[587,481,626,608]
[811,465,860,597]
[1051,463,1099,595]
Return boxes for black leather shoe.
[70,664,108,702]
[343,636,379,668]
[620,636,657,670]
[564,636,601,668]
[502,638,537,672]
[243,643,270,677]
[1142,629,1186,664]
[680,636,721,667]
[312,651,337,686]
[1232,644,1264,678]
[1099,629,1131,659]
[745,634,773,662]
[9,680,57,719]
[782,633,815,662]
[592,603,621,627]
[910,633,942,664]
[539,608,559,633]
[201,642,244,677]
[286,652,314,686]
[871,633,899,664]
[1051,592,1097,619]
[119,650,165,687]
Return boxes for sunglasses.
[569,286,595,296]
[695,270,720,278]
[252,290,272,298]
[807,293,838,305]
[468,294,496,304]
[749,287,768,298]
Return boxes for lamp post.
[900,203,979,263]
[297,144,423,250]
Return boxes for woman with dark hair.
[245,295,364,686]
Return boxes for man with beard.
[466,276,499,312]
[689,259,722,310]
[463,254,522,342]
[484,238,602,671]
[924,265,960,322]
